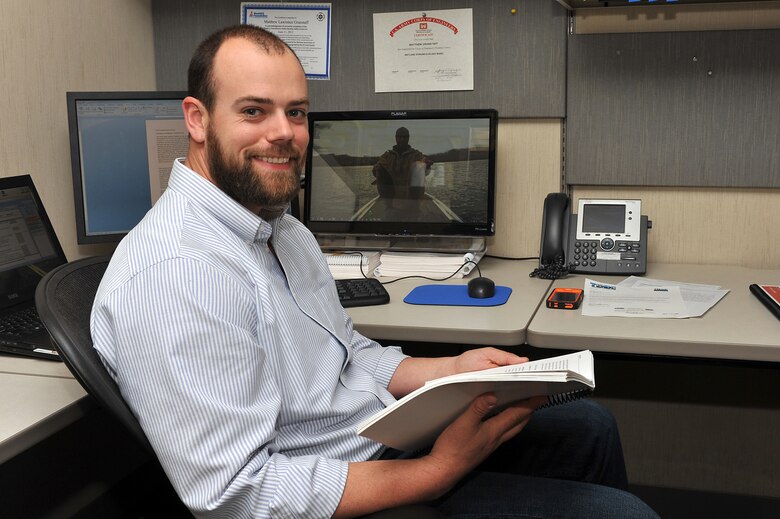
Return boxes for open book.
[357,350,595,451]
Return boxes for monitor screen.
[303,109,497,239]
[0,176,67,311]
[66,91,188,244]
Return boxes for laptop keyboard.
[0,307,45,337]
[335,278,390,308]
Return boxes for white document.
[582,278,689,318]
[145,119,189,204]
[618,276,729,318]
[372,8,473,93]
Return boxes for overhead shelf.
[556,0,775,9]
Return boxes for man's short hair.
[188,25,295,111]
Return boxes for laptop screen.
[0,176,67,312]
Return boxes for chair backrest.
[34,255,153,452]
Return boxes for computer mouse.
[467,276,496,299]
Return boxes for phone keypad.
[568,215,648,275]
[573,241,599,267]
[572,241,643,270]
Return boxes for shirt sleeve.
[342,313,408,389]
[92,258,347,518]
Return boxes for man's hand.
[339,354,548,517]
[435,347,529,380]
[388,347,529,399]
[336,393,548,517]
[424,392,549,494]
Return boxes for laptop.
[0,175,68,361]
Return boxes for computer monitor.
[303,109,497,243]
[66,91,188,244]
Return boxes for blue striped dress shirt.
[91,160,408,518]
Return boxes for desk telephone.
[535,193,651,278]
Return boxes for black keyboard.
[335,278,390,308]
[0,307,44,337]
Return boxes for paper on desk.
[582,279,689,318]
[617,276,729,318]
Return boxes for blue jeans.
[431,399,659,518]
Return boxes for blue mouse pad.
[404,284,512,307]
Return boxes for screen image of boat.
[304,111,496,238]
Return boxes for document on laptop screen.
[0,187,58,272]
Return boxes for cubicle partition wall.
[567,28,780,188]
[152,0,568,117]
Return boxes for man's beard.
[207,126,302,219]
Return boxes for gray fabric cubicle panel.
[566,29,780,188]
[152,0,567,117]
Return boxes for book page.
[433,350,593,385]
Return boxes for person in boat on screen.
[372,126,433,207]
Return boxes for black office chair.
[35,256,442,519]
[35,256,153,450]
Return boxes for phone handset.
[532,193,651,279]
[531,192,573,279]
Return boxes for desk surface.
[0,356,87,463]
[3,259,777,464]
[347,257,552,346]
[527,263,780,362]
[0,354,73,378]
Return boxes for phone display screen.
[581,204,625,233]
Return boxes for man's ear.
[182,96,208,143]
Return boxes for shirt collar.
[168,159,277,245]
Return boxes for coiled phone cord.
[529,256,572,280]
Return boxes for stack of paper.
[582,276,729,318]
[374,249,484,279]
[324,251,381,280]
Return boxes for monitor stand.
[316,235,486,255]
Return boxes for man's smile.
[253,155,291,164]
